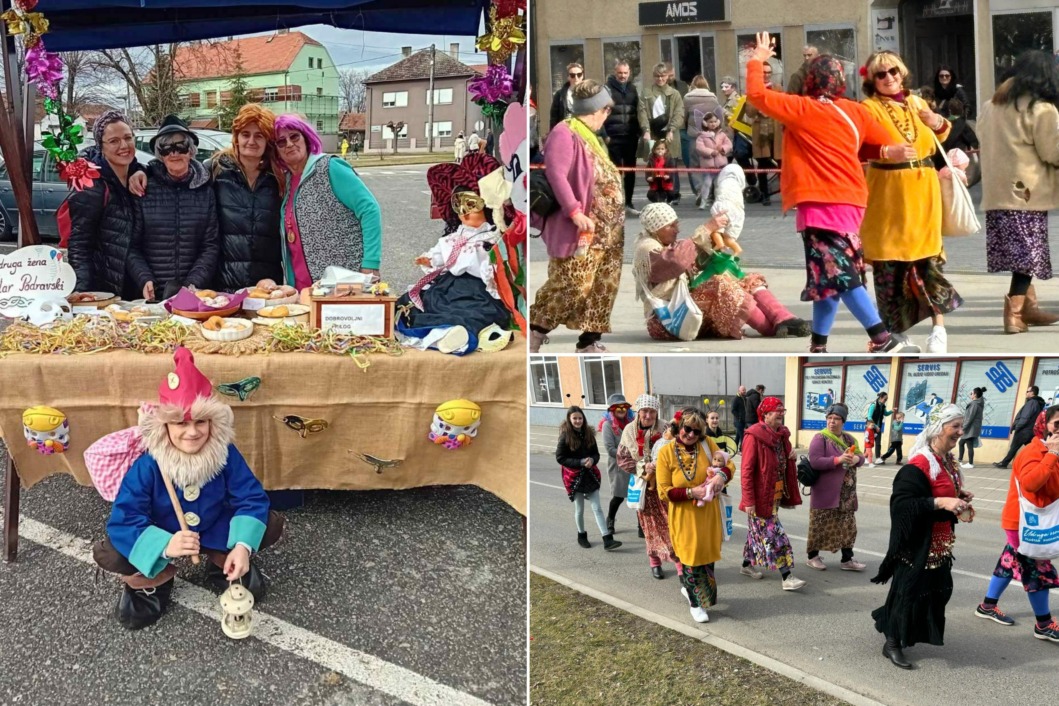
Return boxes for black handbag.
[530,167,559,220]
[796,454,819,488]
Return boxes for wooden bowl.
[68,292,118,308]
[170,304,242,321]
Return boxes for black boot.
[883,638,913,669]
[242,562,268,602]
[606,517,615,536]
[577,532,591,548]
[651,566,665,579]
[603,534,623,551]
[205,561,228,591]
[116,578,174,630]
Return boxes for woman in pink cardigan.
[530,80,625,354]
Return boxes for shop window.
[957,359,1022,438]
[992,11,1055,86]
[801,365,845,430]
[659,35,716,90]
[549,43,585,95]
[737,32,784,91]
[1035,358,1059,408]
[805,27,858,98]
[531,357,563,405]
[603,39,642,88]
[843,363,891,432]
[581,357,622,407]
[896,360,958,435]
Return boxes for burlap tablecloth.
[0,345,526,515]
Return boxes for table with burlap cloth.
[0,346,527,538]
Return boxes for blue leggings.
[812,286,883,336]
[574,490,608,536]
[986,574,1052,616]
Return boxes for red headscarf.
[757,396,784,423]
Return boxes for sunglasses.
[158,141,192,157]
[938,73,951,78]
[874,66,901,81]
[274,414,329,438]
[681,425,703,436]
[274,133,303,149]
[569,72,583,78]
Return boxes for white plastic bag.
[1015,479,1059,560]
[932,132,980,237]
[639,273,703,341]
[719,492,733,542]
[626,473,646,510]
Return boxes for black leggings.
[880,442,903,463]
[1010,272,1032,297]
[959,437,977,464]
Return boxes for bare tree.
[339,68,369,114]
[61,51,114,115]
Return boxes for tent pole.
[3,457,20,563]
[0,2,40,247]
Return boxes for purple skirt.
[986,210,1051,280]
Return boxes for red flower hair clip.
[858,65,868,78]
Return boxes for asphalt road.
[0,440,527,706]
[0,163,442,295]
[529,444,1059,706]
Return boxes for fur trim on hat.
[140,395,235,489]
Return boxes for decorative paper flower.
[468,64,514,104]
[58,158,100,191]
[15,0,39,11]
[493,0,526,18]
[25,43,62,97]
[24,12,48,35]
[1,10,25,35]
[475,7,525,64]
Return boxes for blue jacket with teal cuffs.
[107,444,270,579]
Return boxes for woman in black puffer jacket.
[127,115,220,300]
[210,104,283,291]
[67,110,148,299]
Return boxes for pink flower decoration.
[58,157,100,191]
[25,43,62,98]
[468,64,514,105]
[493,0,525,17]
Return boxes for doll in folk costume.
[92,347,284,630]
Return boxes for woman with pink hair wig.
[273,114,382,288]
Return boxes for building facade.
[533,0,1059,134]
[173,32,341,150]
[364,46,486,152]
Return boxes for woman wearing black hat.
[806,403,867,571]
[127,115,220,300]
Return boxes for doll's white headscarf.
[908,403,965,480]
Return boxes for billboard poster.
[899,361,957,435]
[956,359,1021,438]
[802,366,843,430]
[844,363,890,433]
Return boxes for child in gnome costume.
[92,347,283,630]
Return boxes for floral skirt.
[986,209,1051,280]
[639,487,679,564]
[742,512,794,571]
[800,228,867,302]
[646,274,757,340]
[872,257,963,333]
[992,544,1059,592]
[806,509,858,554]
[681,563,717,609]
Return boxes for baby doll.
[709,164,746,256]
[645,141,680,204]
[864,421,877,465]
[695,110,733,211]
[696,449,730,506]
[92,347,283,630]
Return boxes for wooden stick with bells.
[160,471,200,565]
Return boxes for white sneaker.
[739,565,763,580]
[680,586,694,607]
[782,575,807,591]
[925,325,948,354]
[690,605,710,623]
[625,205,640,217]
[961,462,974,469]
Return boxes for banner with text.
[899,361,957,435]
[957,359,1021,438]
[801,366,843,430]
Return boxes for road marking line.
[8,513,495,706]
[531,564,889,706]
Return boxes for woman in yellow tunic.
[859,51,963,353]
[656,410,734,624]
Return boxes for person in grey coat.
[959,387,985,468]
[601,392,636,536]
[995,385,1045,469]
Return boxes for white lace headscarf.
[908,403,965,481]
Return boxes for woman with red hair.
[210,104,284,291]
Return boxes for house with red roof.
[364,45,487,152]
[172,31,341,150]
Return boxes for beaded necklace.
[675,443,699,483]
[880,96,917,143]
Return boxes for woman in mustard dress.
[859,51,963,353]
[656,410,734,624]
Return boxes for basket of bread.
[241,279,299,311]
[200,315,254,342]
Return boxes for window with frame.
[431,120,453,138]
[308,57,313,68]
[896,360,958,435]
[1034,358,1059,408]
[549,43,585,94]
[603,39,642,88]
[383,91,408,108]
[316,120,324,131]
[427,88,454,105]
[992,11,1055,86]
[206,91,218,108]
[660,35,716,90]
[531,357,563,405]
[798,359,891,432]
[316,87,323,96]
[581,356,622,407]
[805,27,858,98]
[382,123,408,139]
[181,92,202,108]
[957,359,1022,438]
[737,32,784,91]
[264,88,279,102]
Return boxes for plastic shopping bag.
[639,274,703,341]
[719,492,733,542]
[1015,479,1059,560]
[626,473,646,510]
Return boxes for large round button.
[184,512,201,527]
[167,372,180,390]
[183,485,200,502]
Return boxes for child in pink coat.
[695,111,732,210]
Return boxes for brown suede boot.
[1022,285,1059,326]
[1005,295,1029,334]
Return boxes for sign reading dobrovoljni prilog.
[0,245,75,318]
[638,0,727,26]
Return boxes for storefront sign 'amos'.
[0,245,75,317]
[638,0,727,26]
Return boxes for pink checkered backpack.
[83,404,153,501]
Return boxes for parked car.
[134,127,231,164]
[0,139,155,242]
